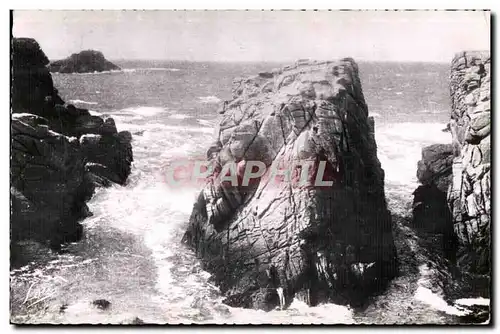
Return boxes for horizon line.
[47,57,458,65]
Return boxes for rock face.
[412,144,455,258]
[183,59,397,310]
[412,144,454,232]
[10,38,133,253]
[411,51,490,279]
[448,51,491,275]
[49,50,120,73]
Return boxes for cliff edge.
[182,59,397,310]
[448,51,491,276]
[411,51,490,293]
[10,38,133,259]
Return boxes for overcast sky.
[12,10,490,62]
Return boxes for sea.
[10,60,489,324]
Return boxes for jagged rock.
[412,143,456,265]
[10,116,94,249]
[448,51,491,276]
[416,144,454,193]
[411,51,490,302]
[92,299,111,310]
[11,38,64,115]
[183,59,397,310]
[10,38,133,255]
[49,50,120,73]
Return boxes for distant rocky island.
[49,50,120,73]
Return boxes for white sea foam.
[168,114,190,120]
[198,96,221,104]
[123,68,180,72]
[68,99,98,105]
[417,109,447,114]
[454,298,490,307]
[143,67,180,72]
[198,119,215,126]
[121,106,166,117]
[117,122,213,134]
[415,287,467,316]
[88,110,102,116]
[369,112,382,118]
[376,122,451,189]
[415,264,467,316]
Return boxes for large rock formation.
[183,59,397,310]
[448,51,491,276]
[411,51,490,282]
[10,38,133,253]
[49,50,120,73]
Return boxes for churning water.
[10,61,487,324]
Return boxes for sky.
[12,10,490,62]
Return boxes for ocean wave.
[168,114,190,120]
[54,68,180,76]
[123,68,181,72]
[68,99,98,105]
[117,122,213,134]
[376,122,451,189]
[198,96,222,104]
[88,110,102,116]
[395,92,403,95]
[454,298,490,307]
[417,109,447,114]
[415,264,469,316]
[121,106,166,117]
[369,112,381,118]
[198,119,215,126]
[53,69,124,76]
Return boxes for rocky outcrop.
[10,38,133,253]
[11,114,94,249]
[183,59,397,310]
[448,51,491,275]
[411,51,490,282]
[416,144,454,194]
[412,144,454,233]
[49,50,120,73]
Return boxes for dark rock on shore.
[92,299,111,310]
[416,144,454,193]
[50,50,120,73]
[183,59,397,310]
[410,51,490,306]
[10,38,133,257]
[412,144,454,241]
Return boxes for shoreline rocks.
[411,51,490,299]
[412,144,454,236]
[10,38,133,258]
[183,59,397,310]
[448,51,490,277]
[49,50,120,74]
